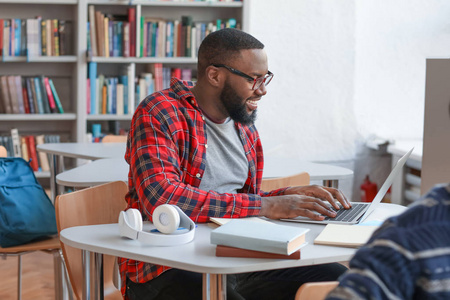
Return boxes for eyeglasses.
[212,64,274,90]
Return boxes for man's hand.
[259,185,352,220]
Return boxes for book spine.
[20,136,28,161]
[116,83,124,115]
[48,78,64,113]
[0,75,12,113]
[40,19,47,56]
[38,76,51,113]
[215,245,301,260]
[10,128,21,157]
[20,19,26,56]
[127,7,135,57]
[88,62,97,114]
[88,5,98,56]
[123,22,130,57]
[102,84,107,114]
[25,77,35,114]
[46,19,52,56]
[33,77,45,114]
[52,19,59,56]
[104,17,110,57]
[26,135,39,172]
[14,75,25,114]
[22,84,30,114]
[95,11,104,56]
[3,20,10,57]
[211,231,289,255]
[58,20,66,56]
[35,134,50,172]
[43,77,57,113]
[0,19,3,57]
[7,75,19,114]
[86,78,90,114]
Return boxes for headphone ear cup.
[153,204,180,234]
[126,209,143,231]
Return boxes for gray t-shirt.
[198,117,249,194]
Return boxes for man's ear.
[205,65,223,88]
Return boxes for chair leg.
[53,250,64,300]
[56,249,74,300]
[17,255,22,300]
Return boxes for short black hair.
[197,28,264,78]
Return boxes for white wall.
[247,0,450,200]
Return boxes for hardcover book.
[210,219,309,255]
[215,245,301,260]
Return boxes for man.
[120,28,351,300]
[326,183,450,300]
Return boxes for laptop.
[280,147,414,225]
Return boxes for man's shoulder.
[139,79,195,112]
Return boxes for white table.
[60,203,405,300]
[56,157,353,189]
[37,143,126,200]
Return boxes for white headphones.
[118,204,195,246]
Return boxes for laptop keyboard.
[324,203,368,222]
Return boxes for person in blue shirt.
[326,183,450,300]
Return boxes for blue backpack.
[0,157,57,247]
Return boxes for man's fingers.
[323,187,351,209]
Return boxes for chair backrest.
[55,181,128,300]
[261,172,310,191]
[295,281,339,300]
[0,145,7,157]
[102,135,127,143]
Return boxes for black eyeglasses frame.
[212,64,273,90]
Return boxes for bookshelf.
[0,0,248,180]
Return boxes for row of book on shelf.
[1,18,73,58]
[87,62,192,115]
[1,128,61,172]
[0,75,64,114]
[88,6,239,58]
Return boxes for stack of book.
[210,218,309,260]
[0,75,64,114]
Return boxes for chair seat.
[0,236,60,254]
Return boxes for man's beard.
[219,80,257,125]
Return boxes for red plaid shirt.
[119,78,285,296]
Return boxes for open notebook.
[281,148,414,225]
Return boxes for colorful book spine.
[48,78,64,114]
[26,135,39,172]
[33,77,45,114]
[24,77,35,113]
[88,62,97,114]
[38,76,51,113]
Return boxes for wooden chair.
[102,134,127,143]
[55,181,128,300]
[295,281,339,300]
[261,172,310,191]
[0,145,63,300]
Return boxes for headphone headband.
[118,204,195,246]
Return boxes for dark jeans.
[126,263,347,300]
